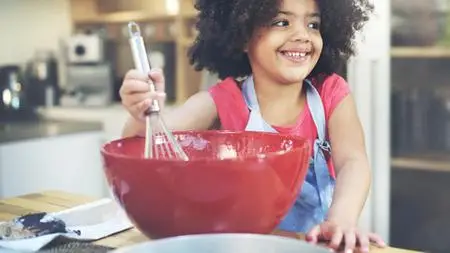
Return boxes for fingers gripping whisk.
[127,21,189,161]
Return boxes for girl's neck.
[252,75,304,108]
[251,75,306,127]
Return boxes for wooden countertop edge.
[0,190,421,253]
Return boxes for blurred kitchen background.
[0,0,449,252]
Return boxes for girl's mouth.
[279,50,311,63]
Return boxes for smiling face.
[246,0,323,85]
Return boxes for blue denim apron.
[242,75,335,233]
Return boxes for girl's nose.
[290,23,311,42]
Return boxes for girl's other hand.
[306,220,386,253]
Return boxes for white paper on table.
[0,198,133,252]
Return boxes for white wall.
[347,0,391,243]
[0,0,72,84]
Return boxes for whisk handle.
[128,21,160,114]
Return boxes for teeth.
[284,52,308,57]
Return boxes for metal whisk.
[127,21,189,161]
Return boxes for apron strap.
[304,80,333,216]
[304,80,330,152]
[242,75,257,111]
[242,75,329,149]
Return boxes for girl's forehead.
[278,0,319,13]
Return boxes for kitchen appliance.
[101,131,310,239]
[63,64,113,107]
[0,65,38,122]
[112,234,330,253]
[61,33,114,107]
[25,50,60,107]
[66,33,105,64]
[0,66,26,111]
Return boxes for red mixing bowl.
[100,130,310,239]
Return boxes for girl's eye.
[308,22,320,30]
[272,20,290,27]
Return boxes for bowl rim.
[100,130,311,163]
[100,130,310,163]
[111,233,331,253]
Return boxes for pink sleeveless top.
[208,73,350,177]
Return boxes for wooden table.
[0,190,419,253]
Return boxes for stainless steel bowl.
[112,233,331,253]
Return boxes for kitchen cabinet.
[388,0,450,250]
[390,0,450,156]
[0,131,107,199]
[68,0,202,105]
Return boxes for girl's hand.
[305,220,386,253]
[119,68,167,122]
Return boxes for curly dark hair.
[187,0,374,81]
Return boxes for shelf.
[180,11,197,19]
[391,46,450,58]
[179,37,195,47]
[73,10,176,24]
[391,156,450,173]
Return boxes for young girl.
[119,0,387,252]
